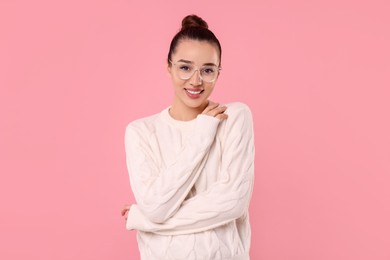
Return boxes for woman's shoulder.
[219,102,254,140]
[224,102,253,118]
[125,111,162,136]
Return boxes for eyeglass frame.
[168,59,222,83]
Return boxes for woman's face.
[168,39,220,111]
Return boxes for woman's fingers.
[202,100,228,121]
[216,113,228,120]
[202,101,219,114]
[121,209,128,216]
[211,106,227,116]
[121,205,130,216]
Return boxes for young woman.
[121,14,255,260]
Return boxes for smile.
[184,88,204,99]
[185,88,204,95]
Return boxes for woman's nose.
[189,70,202,85]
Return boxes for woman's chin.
[184,98,209,110]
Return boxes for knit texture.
[124,102,255,260]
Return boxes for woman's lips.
[184,88,204,99]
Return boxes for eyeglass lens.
[175,62,219,82]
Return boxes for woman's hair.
[167,14,222,66]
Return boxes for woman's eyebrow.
[177,59,218,66]
[203,62,218,66]
[177,59,193,64]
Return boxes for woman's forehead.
[173,39,219,64]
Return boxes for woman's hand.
[202,100,228,121]
[121,204,131,220]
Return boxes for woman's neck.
[169,99,208,121]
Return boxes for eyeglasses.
[169,60,222,83]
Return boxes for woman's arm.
[126,103,255,234]
[125,102,227,224]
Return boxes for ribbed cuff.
[126,204,145,231]
[190,114,220,147]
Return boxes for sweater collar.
[160,106,196,131]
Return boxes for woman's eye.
[203,68,215,74]
[179,66,191,71]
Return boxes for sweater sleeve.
[125,114,220,223]
[126,103,255,235]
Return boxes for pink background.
[1,0,389,259]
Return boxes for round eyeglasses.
[169,60,222,83]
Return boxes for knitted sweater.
[124,102,255,260]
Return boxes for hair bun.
[181,14,208,30]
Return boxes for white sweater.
[124,102,255,260]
